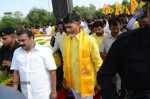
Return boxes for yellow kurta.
[51,26,55,34]
[63,29,102,96]
[135,21,139,29]
[91,33,107,48]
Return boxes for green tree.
[74,4,97,19]
[1,12,17,28]
[27,8,54,27]
[13,11,25,29]
[0,11,30,30]
[122,0,128,5]
[95,8,103,17]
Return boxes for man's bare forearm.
[12,70,19,89]
[50,70,57,92]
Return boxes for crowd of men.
[0,0,150,99]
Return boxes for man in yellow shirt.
[51,23,56,35]
[91,21,107,48]
[62,12,102,99]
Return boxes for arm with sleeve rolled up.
[52,37,59,53]
[100,52,107,61]
[12,70,20,89]
[50,70,57,99]
[50,70,57,92]
[100,38,107,60]
[10,50,20,90]
[44,49,57,99]
[97,42,121,99]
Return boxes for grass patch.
[0,71,13,83]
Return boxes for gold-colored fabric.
[135,22,140,29]
[91,33,107,48]
[63,29,102,96]
[51,26,55,34]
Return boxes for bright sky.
[0,0,124,17]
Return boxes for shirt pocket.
[28,57,45,71]
[17,56,27,72]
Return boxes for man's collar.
[75,32,80,40]
[33,42,41,51]
[108,34,114,39]
[109,31,122,39]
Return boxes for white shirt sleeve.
[10,50,19,70]
[100,37,105,53]
[44,48,57,71]
[52,36,59,53]
[127,17,136,30]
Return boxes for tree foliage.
[0,12,17,28]
[0,8,55,30]
[0,11,30,30]
[74,4,97,19]
[0,1,148,30]
[27,8,54,27]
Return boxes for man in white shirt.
[100,17,122,93]
[127,12,148,30]
[11,29,57,99]
[46,25,52,35]
[52,21,66,53]
[52,21,65,94]
[100,17,122,60]
[104,14,112,34]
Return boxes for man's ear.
[77,22,81,26]
[10,34,15,38]
[30,36,34,40]
[79,21,81,25]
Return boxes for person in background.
[51,23,56,35]
[32,25,42,36]
[126,9,147,30]
[91,21,107,49]
[100,17,122,60]
[97,0,150,99]
[0,27,20,77]
[46,24,52,36]
[120,17,127,33]
[137,11,149,28]
[99,17,122,93]
[52,21,67,93]
[98,17,111,34]
[104,14,111,34]
[80,19,91,34]
[52,21,66,53]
